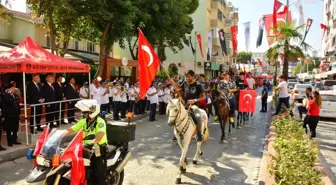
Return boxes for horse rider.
[171,70,206,142]
[66,99,108,185]
[217,72,238,124]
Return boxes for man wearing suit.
[42,74,56,128]
[2,84,21,146]
[27,74,44,133]
[53,74,66,125]
[64,77,78,124]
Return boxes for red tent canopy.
[0,37,90,73]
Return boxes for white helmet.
[75,99,100,118]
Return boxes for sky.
[233,0,323,55]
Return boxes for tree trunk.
[95,22,111,79]
[282,39,289,80]
[48,12,57,55]
[127,37,138,60]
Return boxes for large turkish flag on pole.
[137,28,160,99]
[239,90,257,113]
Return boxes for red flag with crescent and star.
[137,28,160,99]
[239,90,257,113]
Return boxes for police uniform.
[71,117,107,185]
[2,91,21,146]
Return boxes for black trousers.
[134,101,141,115]
[67,101,76,123]
[5,117,19,144]
[140,99,146,114]
[113,101,121,120]
[149,103,157,121]
[303,115,320,138]
[261,99,267,112]
[108,97,113,113]
[91,154,107,185]
[212,99,219,116]
[101,103,109,114]
[159,102,165,115]
[129,100,135,113]
[45,104,56,127]
[55,102,65,124]
[146,100,151,111]
[30,105,42,132]
[120,102,127,118]
[298,105,307,119]
[276,97,290,115]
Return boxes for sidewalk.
[0,111,152,164]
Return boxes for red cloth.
[0,37,90,73]
[264,11,292,46]
[239,90,257,113]
[273,0,287,29]
[61,130,85,185]
[230,26,238,55]
[33,126,50,167]
[307,99,320,116]
[137,28,160,99]
[196,34,204,59]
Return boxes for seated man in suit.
[27,74,44,134]
[42,74,57,128]
[65,77,79,124]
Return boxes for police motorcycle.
[26,100,136,185]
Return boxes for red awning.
[0,37,90,73]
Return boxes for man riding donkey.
[170,70,206,142]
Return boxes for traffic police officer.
[66,99,108,185]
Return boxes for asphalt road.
[0,97,272,185]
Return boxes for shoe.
[13,141,22,145]
[8,144,13,147]
[214,116,219,121]
[0,146,6,151]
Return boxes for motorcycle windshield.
[40,130,68,160]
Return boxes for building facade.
[322,0,336,62]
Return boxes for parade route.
[0,96,272,185]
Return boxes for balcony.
[211,0,226,16]
[211,19,222,28]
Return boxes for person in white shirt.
[101,82,110,115]
[112,82,122,120]
[274,75,290,115]
[124,78,130,90]
[147,83,158,121]
[158,84,165,115]
[90,81,104,105]
[133,82,141,115]
[163,84,172,108]
[79,82,89,99]
[128,84,136,113]
[247,72,255,90]
[120,85,128,119]
[107,83,113,114]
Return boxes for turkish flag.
[239,90,257,113]
[61,130,85,185]
[138,28,160,99]
[265,11,292,45]
[320,24,327,36]
[33,126,50,167]
[273,0,287,29]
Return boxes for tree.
[126,0,196,61]
[237,51,252,64]
[0,4,11,24]
[266,22,312,79]
[292,57,321,75]
[70,0,136,78]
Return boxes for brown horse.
[216,97,230,143]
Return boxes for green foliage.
[237,51,252,63]
[269,114,322,185]
[168,63,179,77]
[266,22,312,79]
[0,4,11,24]
[291,58,321,75]
[156,70,168,79]
[126,0,196,60]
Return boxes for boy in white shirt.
[128,84,136,113]
[112,83,122,120]
[158,84,165,115]
[90,81,104,105]
[120,85,128,119]
[79,82,89,99]
[147,83,158,122]
[247,72,255,90]
[274,75,290,115]
[134,82,141,115]
[101,82,110,114]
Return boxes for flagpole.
[194,31,197,73]
[286,0,289,21]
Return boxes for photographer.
[298,87,313,121]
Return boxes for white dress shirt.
[79,86,89,99]
[128,88,136,101]
[158,89,164,102]
[112,88,121,101]
[91,85,104,105]
[148,87,158,104]
[163,88,171,104]
[101,87,109,104]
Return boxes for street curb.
[0,112,151,164]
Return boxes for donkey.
[166,98,209,184]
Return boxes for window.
[87,42,95,52]
[74,40,79,50]
[217,10,223,21]
[46,36,51,48]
